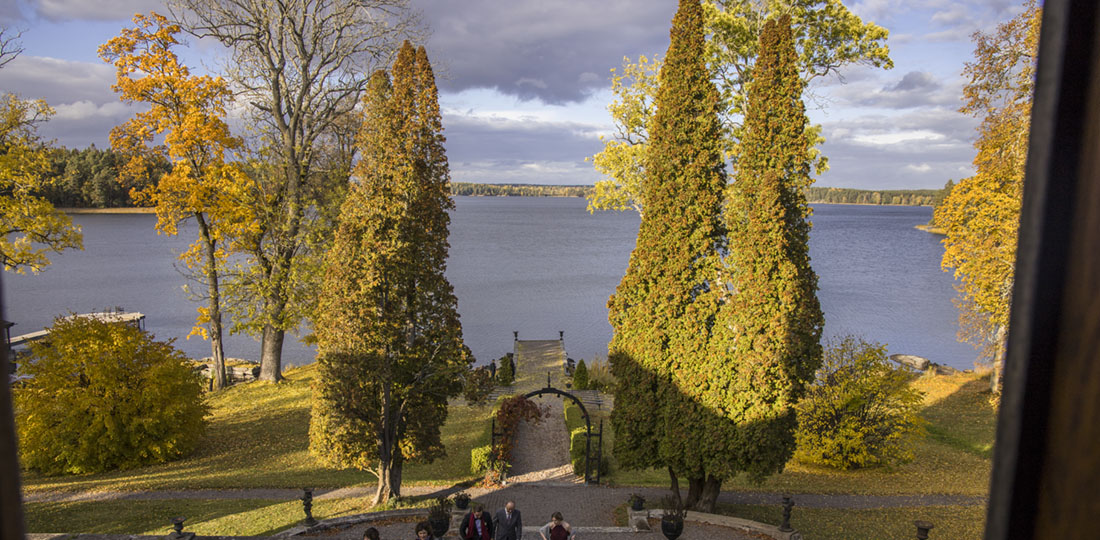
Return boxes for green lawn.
[22,364,494,494]
[601,371,997,496]
[717,503,984,540]
[21,361,997,536]
[22,496,434,536]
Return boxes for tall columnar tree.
[933,0,1039,394]
[100,12,256,390]
[607,0,726,508]
[715,14,823,503]
[170,0,417,382]
[309,42,470,505]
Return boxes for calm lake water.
[2,197,980,370]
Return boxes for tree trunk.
[373,458,393,506]
[684,476,705,509]
[389,451,404,499]
[258,323,284,382]
[697,474,722,513]
[373,376,398,505]
[197,214,227,391]
[992,324,1007,394]
[668,466,682,506]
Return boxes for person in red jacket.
[461,503,495,540]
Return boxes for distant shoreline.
[60,207,156,214]
[58,196,937,208]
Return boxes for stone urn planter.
[428,516,450,538]
[454,492,471,511]
[427,497,452,538]
[660,517,683,540]
[629,494,645,511]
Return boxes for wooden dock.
[506,336,614,411]
[6,311,146,349]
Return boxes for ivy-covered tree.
[933,0,1040,394]
[607,0,726,509]
[712,14,824,503]
[309,42,470,505]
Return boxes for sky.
[0,0,1028,190]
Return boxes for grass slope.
[602,371,997,496]
[21,359,996,536]
[23,364,494,494]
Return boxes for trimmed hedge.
[564,403,586,433]
[569,427,609,476]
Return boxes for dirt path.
[505,395,577,485]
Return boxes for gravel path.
[505,395,578,485]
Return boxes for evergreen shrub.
[15,315,208,475]
[572,359,589,390]
[794,335,926,469]
[496,353,515,386]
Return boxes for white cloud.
[52,99,130,120]
[515,77,548,90]
[852,130,946,146]
[2,54,117,104]
[907,163,933,173]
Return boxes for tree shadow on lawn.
[24,498,299,536]
[919,375,997,459]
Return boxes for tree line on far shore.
[31,153,952,209]
[442,181,954,207]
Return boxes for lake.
[2,197,980,370]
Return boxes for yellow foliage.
[101,12,258,343]
[0,93,83,272]
[933,1,1039,367]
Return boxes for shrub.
[496,353,515,386]
[15,314,209,475]
[572,359,589,390]
[470,444,492,474]
[463,366,494,405]
[794,335,926,470]
[585,356,616,392]
[564,403,585,433]
[494,395,545,462]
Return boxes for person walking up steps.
[494,501,522,540]
[538,512,575,540]
[414,521,435,540]
[462,503,495,540]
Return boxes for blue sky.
[0,0,1027,190]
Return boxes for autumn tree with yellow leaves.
[100,12,256,390]
[933,0,1040,393]
[0,26,82,273]
[588,0,892,215]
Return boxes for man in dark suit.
[461,503,494,540]
[493,500,522,540]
